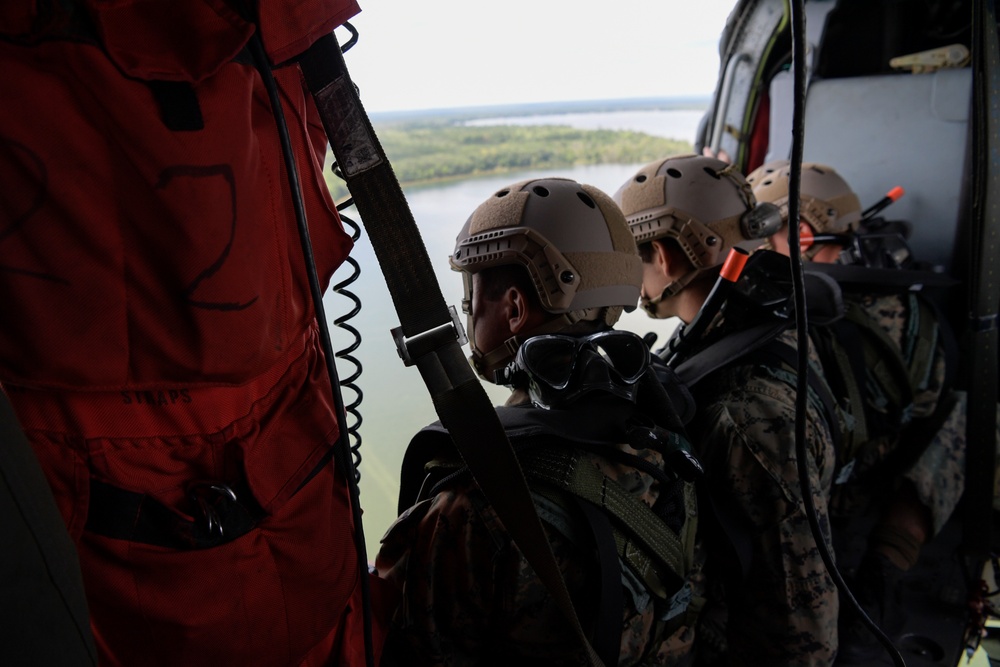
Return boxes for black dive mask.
[497,330,650,409]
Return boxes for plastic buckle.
[391,305,468,367]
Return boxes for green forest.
[325,121,692,201]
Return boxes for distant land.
[367,96,711,125]
[327,98,707,198]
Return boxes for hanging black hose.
[785,2,905,665]
[246,29,375,667]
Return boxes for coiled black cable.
[334,194,365,481]
[325,22,366,482]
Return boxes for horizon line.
[367,95,712,120]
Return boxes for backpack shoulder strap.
[904,293,943,391]
[522,447,694,597]
[672,320,791,387]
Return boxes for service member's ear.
[652,240,684,281]
[507,287,531,335]
[503,287,550,335]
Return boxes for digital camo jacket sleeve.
[691,331,839,667]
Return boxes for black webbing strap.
[801,262,959,291]
[523,448,688,582]
[85,477,266,550]
[672,320,790,386]
[297,33,603,666]
[672,320,844,446]
[857,389,961,489]
[905,294,938,392]
[816,320,869,460]
[965,0,1000,556]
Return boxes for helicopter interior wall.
[796,67,971,273]
[757,0,973,274]
[762,66,970,273]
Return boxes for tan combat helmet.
[748,160,863,236]
[451,177,642,380]
[614,154,781,314]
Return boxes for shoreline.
[329,150,697,202]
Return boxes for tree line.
[325,121,692,201]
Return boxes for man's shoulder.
[692,330,840,442]
[694,326,801,390]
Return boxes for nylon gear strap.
[297,33,605,667]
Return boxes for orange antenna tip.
[720,247,749,282]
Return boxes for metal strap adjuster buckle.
[391,305,468,366]
[186,481,239,540]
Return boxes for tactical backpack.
[394,372,702,665]
[800,263,960,487]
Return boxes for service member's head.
[614,154,780,321]
[747,160,862,263]
[450,177,642,382]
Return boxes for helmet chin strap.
[471,337,522,382]
[640,291,669,318]
[640,271,696,318]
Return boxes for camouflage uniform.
[375,391,698,667]
[686,329,840,667]
[825,292,965,536]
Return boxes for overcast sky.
[338,1,739,113]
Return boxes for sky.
[338,0,740,113]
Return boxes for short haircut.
[476,264,607,336]
[477,264,540,307]
[638,238,688,266]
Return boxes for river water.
[330,109,701,554]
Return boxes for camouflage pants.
[906,390,967,534]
